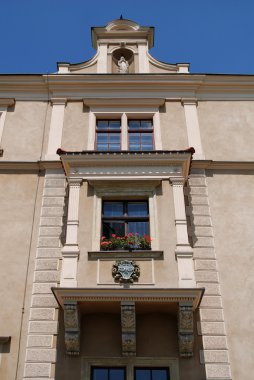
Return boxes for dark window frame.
[95,120,121,151]
[128,119,154,151]
[91,366,126,380]
[134,367,170,380]
[102,200,150,238]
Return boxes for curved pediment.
[106,18,140,31]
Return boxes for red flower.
[111,234,116,238]
[101,236,106,240]
[101,241,109,246]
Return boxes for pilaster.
[181,98,204,160]
[170,177,195,288]
[60,178,82,287]
[97,44,108,73]
[46,98,67,160]
[121,113,128,150]
[138,43,149,73]
[0,98,15,155]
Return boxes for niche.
[112,48,134,74]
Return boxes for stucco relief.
[121,302,136,356]
[64,302,80,355]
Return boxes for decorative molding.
[181,98,198,106]
[50,97,67,105]
[121,301,136,356]
[178,302,194,357]
[83,98,165,107]
[64,301,80,355]
[88,250,163,260]
[112,261,140,283]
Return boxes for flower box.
[100,233,151,251]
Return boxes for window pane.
[97,121,108,129]
[104,202,123,216]
[128,222,148,236]
[97,144,109,151]
[128,120,140,129]
[110,368,125,380]
[109,134,120,142]
[152,369,169,380]
[129,134,140,142]
[135,369,151,380]
[97,135,108,143]
[141,134,153,143]
[92,368,108,380]
[103,222,125,238]
[141,144,153,151]
[108,144,121,151]
[108,120,121,129]
[140,120,153,129]
[128,202,148,216]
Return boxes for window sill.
[88,250,163,260]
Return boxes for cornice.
[0,74,254,100]
[191,160,254,170]
[0,98,15,107]
[52,287,204,310]
[83,98,165,107]
[0,160,62,171]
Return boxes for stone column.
[181,98,204,160]
[61,178,82,287]
[121,301,136,356]
[170,177,195,287]
[46,98,67,160]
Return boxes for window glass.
[91,367,125,380]
[135,368,170,380]
[102,221,125,238]
[128,202,148,216]
[128,221,148,236]
[103,202,124,216]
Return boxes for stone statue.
[118,56,129,73]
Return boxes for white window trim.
[82,356,180,380]
[87,107,162,151]
[91,187,159,251]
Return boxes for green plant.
[100,233,151,251]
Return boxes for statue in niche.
[118,56,129,73]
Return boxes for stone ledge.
[88,250,163,260]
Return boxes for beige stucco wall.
[160,102,188,150]
[77,181,178,288]
[1,101,50,161]
[0,171,43,380]
[198,101,254,161]
[206,170,254,380]
[61,103,89,151]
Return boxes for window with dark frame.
[128,120,154,151]
[91,367,126,380]
[134,367,170,380]
[96,120,121,151]
[102,201,149,238]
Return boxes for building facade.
[0,18,253,380]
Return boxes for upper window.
[96,120,121,151]
[134,368,170,380]
[128,120,154,151]
[91,367,126,380]
[102,200,149,238]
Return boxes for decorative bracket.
[64,301,80,355]
[121,301,136,356]
[112,260,140,283]
[178,302,194,357]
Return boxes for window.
[128,120,154,151]
[102,200,149,238]
[134,368,170,380]
[91,367,126,380]
[96,120,121,151]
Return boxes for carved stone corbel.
[178,302,194,357]
[64,301,80,355]
[121,301,136,356]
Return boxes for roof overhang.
[57,149,194,182]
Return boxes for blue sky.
[1,0,253,74]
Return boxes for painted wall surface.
[1,102,50,161]
[62,103,89,151]
[206,171,254,380]
[0,172,42,380]
[160,102,188,150]
[198,101,254,161]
